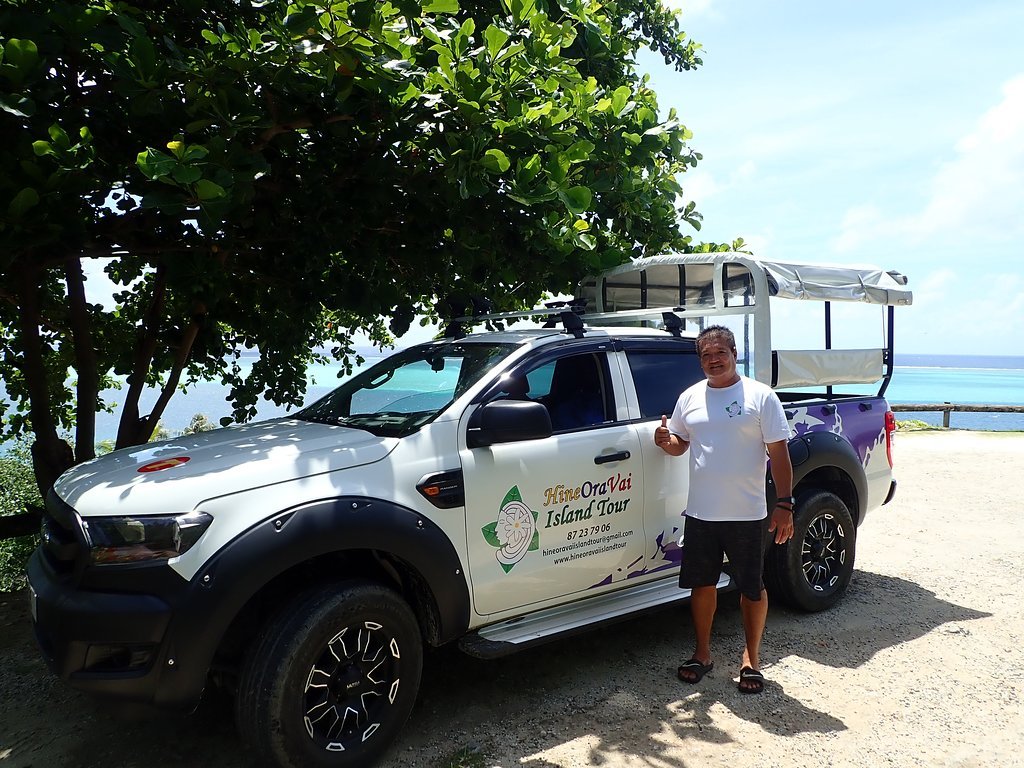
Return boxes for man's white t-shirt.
[668,376,791,522]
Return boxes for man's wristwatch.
[775,496,795,508]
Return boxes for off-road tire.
[765,490,856,612]
[236,581,423,768]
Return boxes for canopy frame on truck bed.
[575,253,912,396]
[445,252,913,398]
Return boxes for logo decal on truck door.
[481,486,540,573]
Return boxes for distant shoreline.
[890,353,1021,369]
[237,349,1024,370]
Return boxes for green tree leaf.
[481,148,510,173]
[136,148,177,180]
[7,187,40,219]
[516,153,542,185]
[564,140,595,163]
[484,25,510,59]
[0,94,35,117]
[194,179,226,200]
[171,165,203,184]
[558,185,592,214]
[611,85,631,115]
[4,38,39,72]
[47,124,71,150]
[423,0,460,13]
[503,0,539,25]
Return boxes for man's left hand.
[768,506,795,544]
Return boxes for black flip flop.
[738,666,765,694]
[677,658,713,684]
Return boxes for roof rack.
[442,300,710,340]
[443,299,591,339]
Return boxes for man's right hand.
[654,415,671,447]
[655,414,687,455]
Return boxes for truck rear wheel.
[236,581,423,768]
[766,490,856,612]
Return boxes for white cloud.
[739,229,771,259]
[832,204,886,253]
[680,169,720,202]
[910,73,1024,240]
[898,268,1024,355]
[679,161,755,206]
[835,73,1024,252]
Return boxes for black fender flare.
[783,431,868,521]
[153,496,469,708]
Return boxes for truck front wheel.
[236,581,423,768]
[766,490,856,612]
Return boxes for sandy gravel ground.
[1,430,1022,768]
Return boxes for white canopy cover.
[581,253,913,308]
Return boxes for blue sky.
[650,0,1024,355]
[83,1,1022,357]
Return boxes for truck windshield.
[296,341,517,437]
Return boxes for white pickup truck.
[28,253,911,768]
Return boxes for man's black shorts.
[678,515,770,601]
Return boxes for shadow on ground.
[0,570,990,768]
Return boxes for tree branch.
[252,114,354,152]
[0,510,42,541]
[140,302,207,439]
[0,283,67,335]
[115,263,167,448]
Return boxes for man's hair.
[696,325,736,354]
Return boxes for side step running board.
[458,572,732,659]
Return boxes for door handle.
[594,451,630,465]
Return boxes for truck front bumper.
[27,550,206,709]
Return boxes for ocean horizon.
[95,351,1024,438]
[893,353,1024,370]
[3,352,1023,450]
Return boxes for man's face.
[698,337,739,386]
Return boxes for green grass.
[895,419,944,432]
[0,442,42,592]
[437,746,488,768]
[896,419,1024,434]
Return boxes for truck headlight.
[82,512,213,565]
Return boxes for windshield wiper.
[297,414,369,431]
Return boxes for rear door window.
[625,350,704,418]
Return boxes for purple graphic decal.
[790,405,841,439]
[789,399,888,468]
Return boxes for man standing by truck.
[654,325,794,694]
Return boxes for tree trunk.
[65,256,99,463]
[15,264,75,495]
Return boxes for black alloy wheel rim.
[302,621,402,752]
[800,512,847,592]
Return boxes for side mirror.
[466,400,553,448]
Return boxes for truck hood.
[53,418,398,517]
